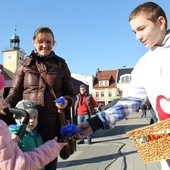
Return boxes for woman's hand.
[0,103,10,115]
[54,96,68,110]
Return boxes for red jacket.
[74,93,97,115]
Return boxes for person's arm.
[77,57,147,137]
[0,120,66,170]
[77,98,142,138]
[3,64,25,108]
[90,95,97,108]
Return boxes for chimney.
[96,68,100,75]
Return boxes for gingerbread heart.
[156,95,170,120]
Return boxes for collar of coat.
[22,50,67,67]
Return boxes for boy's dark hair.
[129,2,167,29]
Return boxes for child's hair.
[0,74,5,90]
[129,2,167,30]
[33,26,55,44]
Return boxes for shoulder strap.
[35,61,56,98]
[35,61,67,126]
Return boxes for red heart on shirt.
[156,95,170,120]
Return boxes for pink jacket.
[0,120,62,170]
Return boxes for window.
[96,92,99,97]
[101,91,104,97]
[105,80,109,86]
[99,81,103,86]
[99,80,109,87]
[108,91,112,97]
[120,75,132,83]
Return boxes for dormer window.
[99,80,109,87]
[119,74,132,83]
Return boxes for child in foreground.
[0,74,67,170]
[9,100,43,152]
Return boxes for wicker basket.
[126,118,170,163]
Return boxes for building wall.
[2,50,25,78]
[92,87,118,105]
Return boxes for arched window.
[119,74,132,83]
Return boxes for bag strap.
[35,61,67,126]
[35,61,57,98]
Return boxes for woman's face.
[33,33,54,56]
[130,14,166,48]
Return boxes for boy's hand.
[75,121,93,138]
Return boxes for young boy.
[9,100,43,152]
[77,2,170,170]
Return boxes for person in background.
[74,84,97,144]
[140,97,158,123]
[2,26,76,170]
[140,98,148,118]
[76,2,170,169]
[0,74,67,170]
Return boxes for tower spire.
[10,24,20,50]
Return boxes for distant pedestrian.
[74,84,97,144]
[141,103,147,118]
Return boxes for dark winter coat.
[4,51,76,141]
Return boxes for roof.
[93,69,117,88]
[117,68,133,83]
[0,64,11,80]
[10,34,20,41]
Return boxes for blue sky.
[0,0,169,75]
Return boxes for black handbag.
[36,61,77,160]
[59,134,77,160]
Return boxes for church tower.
[2,29,26,78]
